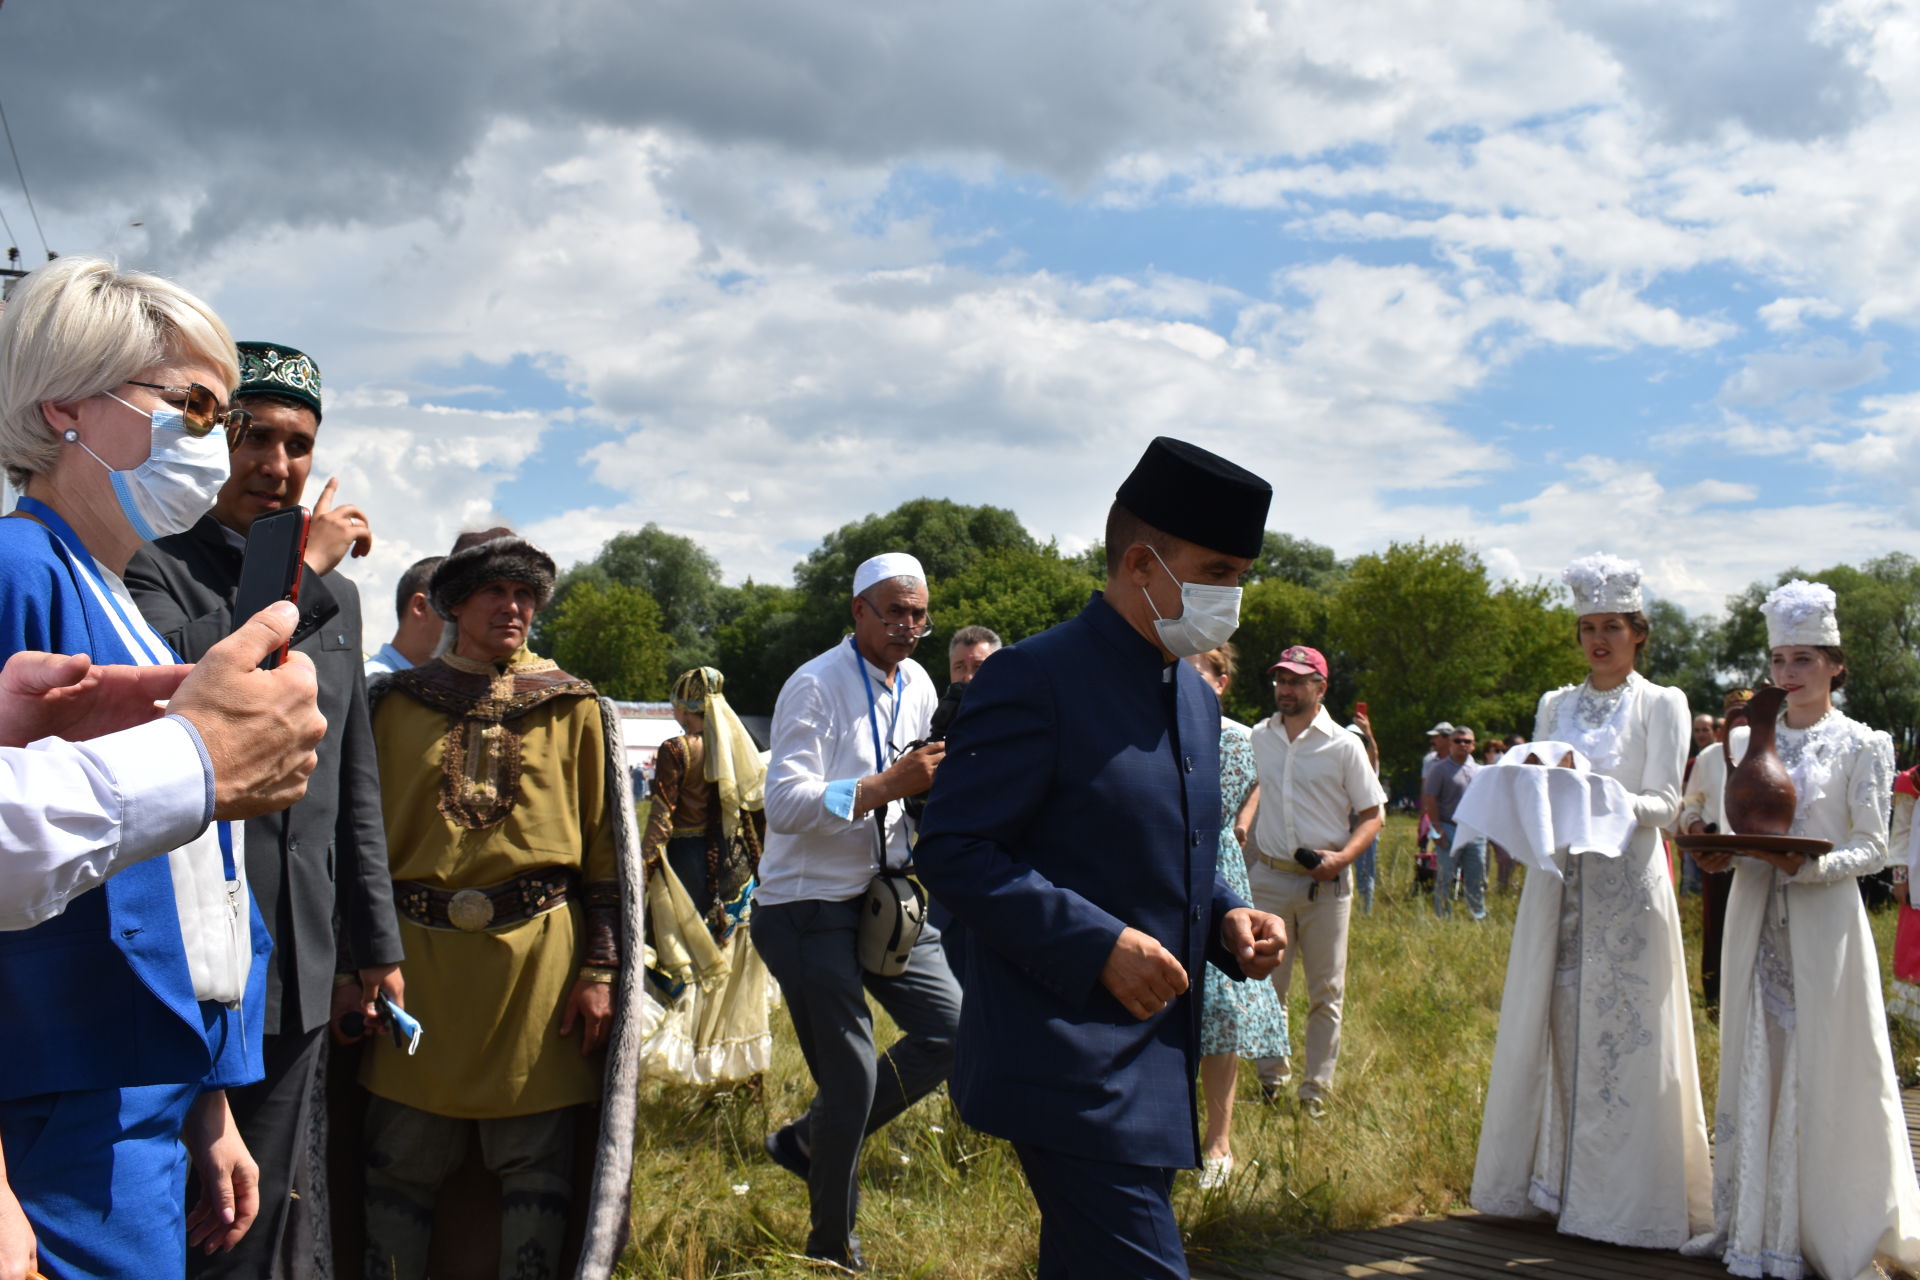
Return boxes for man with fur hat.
[917,437,1288,1280]
[125,340,402,1279]
[358,527,641,1280]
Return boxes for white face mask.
[1142,545,1242,657]
[70,393,230,541]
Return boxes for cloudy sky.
[5,0,1919,618]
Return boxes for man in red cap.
[1241,644,1384,1118]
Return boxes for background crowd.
[5,251,1920,1280]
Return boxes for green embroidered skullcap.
[235,341,323,422]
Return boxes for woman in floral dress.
[1187,644,1289,1189]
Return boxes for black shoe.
[765,1125,811,1180]
[804,1238,866,1273]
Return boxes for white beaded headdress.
[1561,553,1644,617]
[1761,579,1841,648]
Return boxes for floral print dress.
[1199,718,1290,1058]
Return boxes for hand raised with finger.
[1099,926,1189,1020]
[170,600,326,820]
[302,476,374,576]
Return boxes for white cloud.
[1759,296,1845,332]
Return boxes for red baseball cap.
[1268,645,1328,679]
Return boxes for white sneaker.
[1199,1154,1234,1190]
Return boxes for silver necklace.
[1572,678,1631,732]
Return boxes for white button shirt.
[0,716,212,930]
[1248,705,1386,875]
[758,639,937,906]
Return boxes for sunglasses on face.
[124,380,249,451]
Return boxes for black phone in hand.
[231,506,310,669]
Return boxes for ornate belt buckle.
[448,888,496,932]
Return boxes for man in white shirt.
[1242,645,1385,1117]
[0,601,326,929]
[753,552,963,1272]
[365,555,444,678]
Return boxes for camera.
[1293,847,1325,870]
[902,680,970,820]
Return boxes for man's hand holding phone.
[170,601,326,821]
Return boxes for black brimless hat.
[1115,436,1271,558]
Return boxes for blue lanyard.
[849,637,903,769]
[17,496,169,665]
[17,496,236,879]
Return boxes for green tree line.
[528,501,1920,788]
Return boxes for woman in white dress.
[1471,554,1712,1247]
[1685,581,1920,1279]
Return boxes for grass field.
[616,814,1919,1278]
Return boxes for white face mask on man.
[1141,545,1242,657]
[66,393,230,541]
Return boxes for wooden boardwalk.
[1194,1088,1920,1280]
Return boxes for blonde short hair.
[0,256,237,488]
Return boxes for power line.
[0,96,50,258]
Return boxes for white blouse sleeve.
[1797,728,1893,885]
[1627,683,1687,832]
[0,716,212,930]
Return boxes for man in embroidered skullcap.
[356,527,643,1279]
[125,340,403,1279]
[918,437,1288,1280]
[754,551,962,1272]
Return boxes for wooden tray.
[1672,833,1832,858]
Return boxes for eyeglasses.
[124,381,250,451]
[1452,737,1475,744]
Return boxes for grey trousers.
[753,896,962,1257]
[361,1096,574,1280]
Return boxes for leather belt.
[394,869,575,932]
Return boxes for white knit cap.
[853,552,926,596]
[1562,553,1644,617]
[1761,579,1841,648]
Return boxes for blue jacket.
[0,516,267,1100]
[915,593,1247,1168]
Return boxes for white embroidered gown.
[1693,709,1920,1279]
[1471,672,1713,1247]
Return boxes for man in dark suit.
[916,436,1287,1279]
[126,342,404,1279]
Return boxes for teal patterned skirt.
[1199,834,1290,1058]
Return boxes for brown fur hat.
[428,527,557,619]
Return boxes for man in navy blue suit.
[916,436,1287,1279]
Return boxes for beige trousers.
[1246,858,1352,1102]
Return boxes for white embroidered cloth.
[1453,740,1638,877]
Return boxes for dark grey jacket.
[127,515,404,1036]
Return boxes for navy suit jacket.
[915,592,1247,1169]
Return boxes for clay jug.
[1724,685,1795,836]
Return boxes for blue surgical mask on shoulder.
[1141,545,1242,658]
